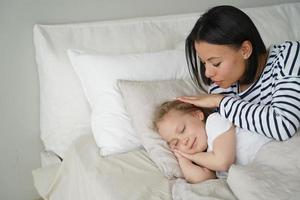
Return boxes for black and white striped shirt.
[209,41,300,141]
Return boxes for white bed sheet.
[33,130,300,200]
[33,134,237,200]
[33,134,172,200]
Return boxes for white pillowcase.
[118,79,206,178]
[68,49,190,156]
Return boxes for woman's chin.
[218,83,230,89]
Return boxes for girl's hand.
[174,149,202,165]
[174,151,195,169]
[174,151,216,184]
[177,94,224,108]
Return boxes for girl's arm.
[174,151,216,183]
[176,125,236,172]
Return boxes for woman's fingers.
[177,96,200,106]
[177,96,200,104]
[177,94,224,108]
[177,96,199,100]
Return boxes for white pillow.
[33,14,198,157]
[68,49,190,156]
[118,79,206,178]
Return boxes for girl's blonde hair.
[152,100,212,132]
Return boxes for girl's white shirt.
[206,112,271,177]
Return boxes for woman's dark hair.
[186,5,266,90]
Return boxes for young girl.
[180,5,300,141]
[153,100,270,183]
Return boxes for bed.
[32,2,300,200]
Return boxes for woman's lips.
[213,80,222,85]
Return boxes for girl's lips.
[190,137,197,149]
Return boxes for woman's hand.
[177,94,224,108]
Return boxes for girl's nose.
[179,137,189,146]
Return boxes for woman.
[179,5,300,141]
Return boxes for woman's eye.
[213,62,221,67]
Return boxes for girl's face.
[157,109,208,154]
[194,41,251,88]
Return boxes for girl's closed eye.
[180,125,186,134]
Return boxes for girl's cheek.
[177,143,189,153]
[168,140,178,150]
[169,144,175,150]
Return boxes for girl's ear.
[240,40,253,59]
[192,110,204,120]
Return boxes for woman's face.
[157,109,208,154]
[194,41,250,88]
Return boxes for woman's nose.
[205,65,215,78]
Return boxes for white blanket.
[227,132,300,200]
[172,131,300,200]
[172,178,236,200]
[33,135,172,200]
[33,131,300,200]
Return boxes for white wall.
[1,0,299,199]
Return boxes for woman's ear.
[241,40,253,59]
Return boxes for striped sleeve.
[282,41,300,76]
[219,78,300,141]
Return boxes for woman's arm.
[176,125,236,171]
[219,77,300,141]
[180,81,300,141]
[180,41,300,141]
